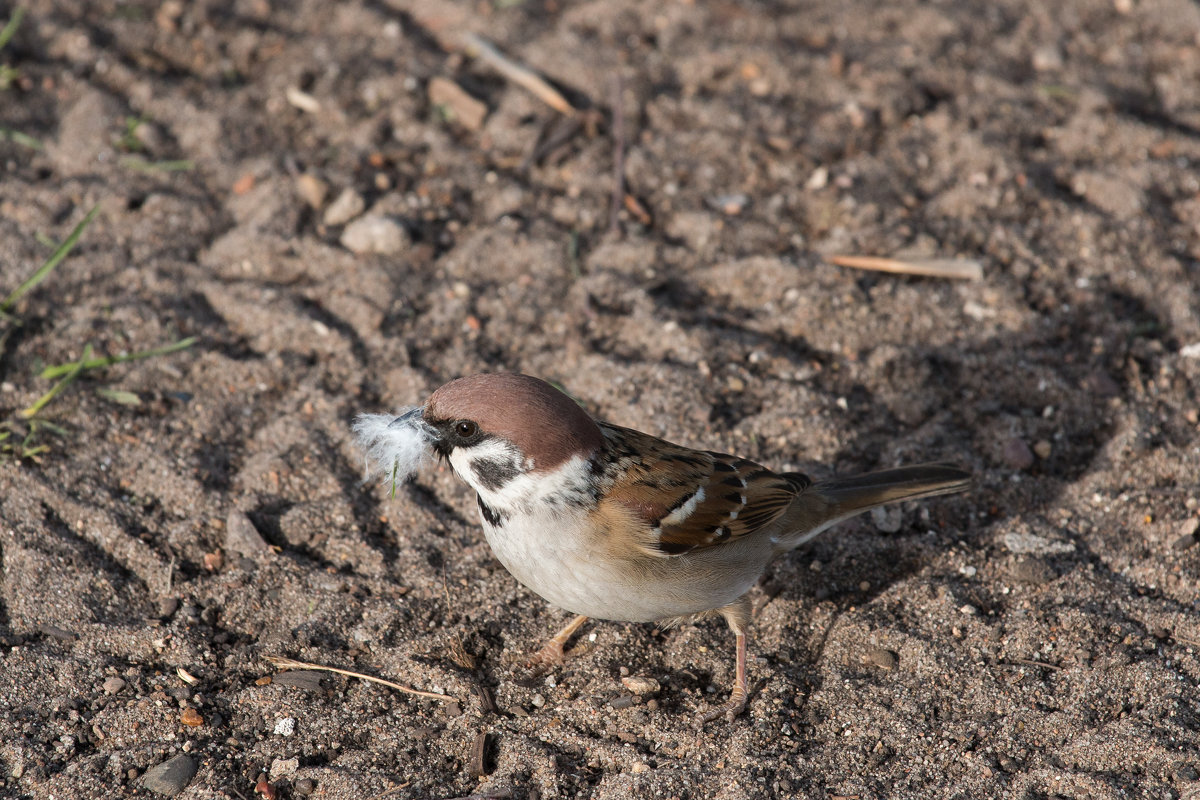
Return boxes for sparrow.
[354,373,970,724]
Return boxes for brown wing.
[597,423,807,556]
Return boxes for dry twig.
[265,656,454,701]
[826,254,983,281]
[460,33,575,116]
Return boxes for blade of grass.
[96,387,141,406]
[118,156,195,173]
[0,128,43,151]
[21,344,92,419]
[1,205,99,313]
[0,8,25,52]
[40,336,195,379]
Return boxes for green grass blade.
[0,8,25,53]
[20,344,92,419]
[0,128,43,150]
[118,156,195,173]
[1,205,99,313]
[96,387,141,406]
[39,336,195,379]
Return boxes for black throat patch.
[477,495,505,527]
[470,455,524,492]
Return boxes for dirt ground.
[1,0,1199,797]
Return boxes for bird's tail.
[773,463,970,551]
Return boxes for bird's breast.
[476,503,765,623]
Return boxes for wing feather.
[596,423,804,556]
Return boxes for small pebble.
[1033,440,1052,459]
[871,505,903,534]
[620,676,661,695]
[609,694,636,710]
[631,762,651,774]
[1001,437,1035,470]
[272,670,324,691]
[273,717,296,736]
[102,676,127,695]
[340,214,409,255]
[530,693,545,708]
[1009,556,1055,584]
[225,510,270,557]
[141,755,197,797]
[864,647,899,671]
[428,76,488,131]
[295,173,328,209]
[294,778,316,796]
[157,598,179,619]
[269,757,299,781]
[323,188,365,226]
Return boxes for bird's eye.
[455,420,478,438]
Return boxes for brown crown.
[424,374,604,471]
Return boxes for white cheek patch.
[352,409,433,494]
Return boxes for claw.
[698,684,748,726]
[521,614,588,678]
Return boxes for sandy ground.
[1,0,1199,798]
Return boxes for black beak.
[388,405,443,448]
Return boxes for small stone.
[158,597,179,619]
[631,762,651,773]
[1084,370,1121,397]
[530,693,545,708]
[620,676,661,695]
[1003,531,1075,555]
[269,757,299,781]
[1033,440,1052,460]
[141,755,197,796]
[1172,518,1199,550]
[871,505,903,534]
[428,76,488,131]
[340,214,409,255]
[180,708,203,727]
[294,778,316,796]
[323,188,365,226]
[295,173,328,209]
[1070,172,1144,220]
[1001,437,1035,470]
[102,677,127,695]
[609,694,636,710]
[225,510,270,557]
[273,717,296,736]
[1009,556,1055,584]
[272,670,324,691]
[864,647,899,671]
[1031,45,1064,71]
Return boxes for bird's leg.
[699,597,751,726]
[525,614,589,673]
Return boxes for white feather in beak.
[352,406,436,495]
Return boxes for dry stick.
[266,656,455,702]
[608,73,625,236]
[1004,657,1063,671]
[826,254,983,281]
[459,33,576,116]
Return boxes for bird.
[354,372,970,724]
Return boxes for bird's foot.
[524,638,569,675]
[697,683,748,726]
[521,614,589,679]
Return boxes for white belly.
[481,509,663,622]
[479,507,764,623]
